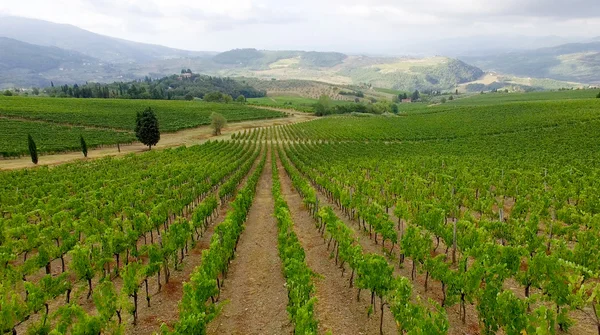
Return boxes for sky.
[1,0,600,54]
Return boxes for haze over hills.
[0,15,598,90]
[461,42,600,84]
[0,16,214,63]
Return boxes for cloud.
[0,0,599,53]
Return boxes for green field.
[247,95,352,112]
[0,96,286,156]
[3,89,600,335]
[0,96,285,132]
[449,89,599,105]
[0,119,136,157]
[275,98,600,141]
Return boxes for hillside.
[462,41,600,84]
[0,37,121,88]
[142,50,483,92]
[0,16,213,63]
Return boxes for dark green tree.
[411,90,420,101]
[80,136,88,158]
[314,95,332,116]
[135,107,160,150]
[3,90,12,96]
[391,103,399,114]
[184,94,194,101]
[596,91,600,98]
[28,134,38,164]
[449,95,454,101]
[236,95,246,103]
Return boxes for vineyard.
[2,91,600,334]
[0,96,285,156]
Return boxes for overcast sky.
[1,0,599,53]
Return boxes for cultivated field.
[2,90,600,335]
[0,96,286,157]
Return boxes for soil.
[208,148,292,335]
[275,155,398,335]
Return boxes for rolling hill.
[461,41,600,84]
[0,16,214,63]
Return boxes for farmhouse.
[401,98,412,103]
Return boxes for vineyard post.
[452,220,457,264]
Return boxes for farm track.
[0,108,316,171]
[275,155,398,335]
[208,147,292,335]
[15,147,263,335]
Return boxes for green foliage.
[0,119,135,157]
[3,90,12,96]
[0,95,284,132]
[313,95,331,116]
[79,135,88,157]
[272,150,318,334]
[27,134,38,164]
[135,107,160,149]
[210,112,226,136]
[236,95,246,103]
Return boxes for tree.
[203,91,224,102]
[3,90,12,96]
[596,91,600,98]
[28,134,38,164]
[210,112,227,136]
[441,97,447,103]
[236,95,246,103]
[80,136,88,158]
[411,90,420,101]
[449,95,454,101]
[32,87,40,95]
[223,94,233,103]
[135,107,160,149]
[391,104,399,114]
[314,95,331,116]
[184,94,194,101]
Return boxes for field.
[247,95,354,113]
[0,96,285,156]
[2,90,600,335]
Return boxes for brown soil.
[208,148,292,335]
[0,108,315,171]
[276,156,398,335]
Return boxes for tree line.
[38,73,266,100]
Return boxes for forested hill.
[47,72,266,100]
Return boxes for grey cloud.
[181,5,307,31]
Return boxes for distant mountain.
[0,16,215,63]
[0,37,125,88]
[461,42,600,84]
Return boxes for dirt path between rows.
[208,147,292,335]
[276,155,398,335]
[0,109,315,171]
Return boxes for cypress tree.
[80,135,88,157]
[135,107,160,149]
[28,134,38,164]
